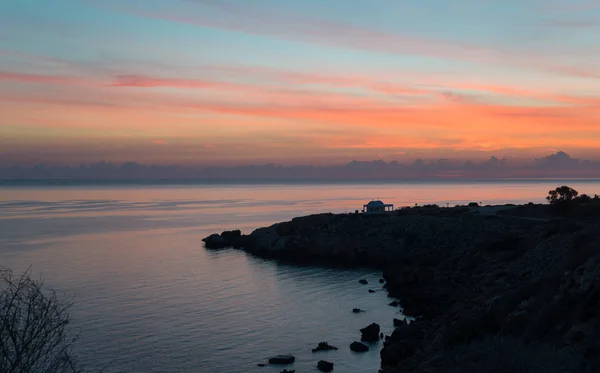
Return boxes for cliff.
[204,205,600,372]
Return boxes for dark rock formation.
[389,301,400,307]
[312,342,338,352]
[268,355,295,364]
[257,363,266,367]
[359,279,368,285]
[201,234,228,249]
[317,360,334,372]
[221,229,241,240]
[206,204,600,372]
[350,341,369,352]
[393,318,406,328]
[360,323,381,342]
[280,370,295,373]
[352,308,364,313]
[368,289,376,293]
[202,230,249,249]
[379,278,385,284]
[379,215,600,372]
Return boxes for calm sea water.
[1,181,599,373]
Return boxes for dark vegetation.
[545,186,600,217]
[0,269,81,373]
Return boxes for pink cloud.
[111,74,244,89]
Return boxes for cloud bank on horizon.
[2,151,600,180]
[1,0,599,167]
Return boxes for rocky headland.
[204,198,600,372]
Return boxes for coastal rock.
[220,229,241,240]
[360,323,381,342]
[359,279,368,285]
[379,278,385,284]
[393,318,406,327]
[268,355,295,365]
[207,203,600,372]
[280,370,295,373]
[201,234,228,249]
[352,308,364,313]
[350,341,369,352]
[388,301,400,307]
[312,342,338,352]
[368,289,376,293]
[202,230,249,249]
[317,360,334,372]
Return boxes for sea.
[1,180,599,373]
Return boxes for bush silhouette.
[0,268,82,373]
[546,186,578,205]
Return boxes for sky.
[1,0,600,167]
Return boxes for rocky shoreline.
[204,203,600,372]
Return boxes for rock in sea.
[360,323,380,342]
[359,279,368,285]
[268,355,295,365]
[317,360,334,372]
[312,342,338,352]
[350,341,369,352]
[201,234,228,249]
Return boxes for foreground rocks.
[317,360,334,372]
[207,204,600,372]
[268,355,295,365]
[380,216,600,372]
[350,341,369,352]
[312,342,338,352]
[360,323,381,342]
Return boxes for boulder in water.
[350,341,369,352]
[360,323,380,342]
[359,279,368,285]
[269,355,295,364]
[312,342,338,352]
[352,308,363,313]
[317,360,334,372]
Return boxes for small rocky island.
[204,188,600,372]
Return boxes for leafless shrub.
[0,268,82,373]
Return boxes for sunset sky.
[1,0,600,166]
